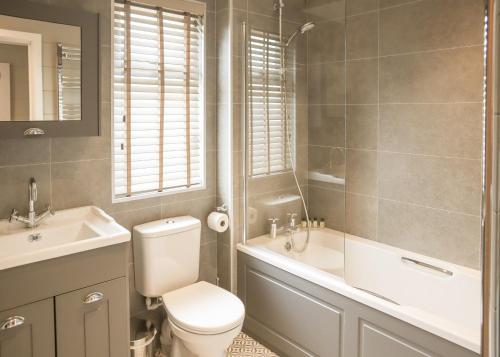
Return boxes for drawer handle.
[1,316,25,330]
[83,292,104,304]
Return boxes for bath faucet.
[287,213,299,232]
[9,177,54,228]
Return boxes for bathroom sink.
[0,206,130,270]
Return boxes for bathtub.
[237,228,481,354]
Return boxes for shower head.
[284,21,315,47]
[299,22,315,34]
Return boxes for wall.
[0,0,218,319]
[308,0,484,269]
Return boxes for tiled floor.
[227,332,279,357]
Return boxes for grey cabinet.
[56,277,129,357]
[0,244,129,357]
[0,298,55,357]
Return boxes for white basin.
[0,206,130,270]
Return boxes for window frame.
[110,0,207,203]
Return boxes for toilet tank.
[133,216,201,297]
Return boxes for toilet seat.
[162,281,245,335]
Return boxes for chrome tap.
[286,213,299,232]
[9,177,54,228]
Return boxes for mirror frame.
[0,0,99,138]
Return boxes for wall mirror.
[0,1,99,138]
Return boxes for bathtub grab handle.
[401,257,453,276]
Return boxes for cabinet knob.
[1,316,25,330]
[83,292,104,304]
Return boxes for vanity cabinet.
[56,278,129,357]
[0,244,129,357]
[0,298,55,357]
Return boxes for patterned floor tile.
[228,332,279,357]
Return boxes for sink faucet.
[9,177,54,228]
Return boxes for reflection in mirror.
[0,15,81,121]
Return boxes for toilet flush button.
[165,219,175,224]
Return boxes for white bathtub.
[237,228,481,353]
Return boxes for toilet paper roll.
[207,211,229,233]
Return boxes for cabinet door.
[0,298,55,357]
[55,277,129,357]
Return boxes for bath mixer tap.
[9,177,54,228]
[287,213,299,232]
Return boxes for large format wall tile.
[380,46,483,103]
[378,152,482,215]
[346,149,378,196]
[308,18,345,64]
[378,199,480,269]
[0,164,50,218]
[346,105,378,150]
[308,105,346,148]
[347,58,379,104]
[308,61,346,105]
[346,192,377,240]
[346,11,378,60]
[380,0,484,55]
[346,0,378,16]
[0,139,50,166]
[309,185,345,231]
[379,103,483,158]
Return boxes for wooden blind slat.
[158,7,165,192]
[125,1,132,197]
[184,12,191,187]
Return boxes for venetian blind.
[248,28,293,177]
[113,0,204,199]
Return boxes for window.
[113,0,205,199]
[248,28,294,178]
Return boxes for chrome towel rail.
[401,257,453,276]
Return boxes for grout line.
[49,138,53,208]
[0,162,50,169]
[310,43,483,66]
[309,144,482,161]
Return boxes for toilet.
[133,216,245,357]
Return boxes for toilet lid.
[162,281,245,335]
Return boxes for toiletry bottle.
[301,218,307,228]
[320,218,325,228]
[313,217,318,228]
[268,217,279,239]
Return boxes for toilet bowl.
[162,281,245,357]
[133,217,245,357]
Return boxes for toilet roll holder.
[216,204,228,213]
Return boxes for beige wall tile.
[379,152,482,215]
[346,192,377,239]
[346,149,377,196]
[380,0,484,55]
[346,11,378,59]
[308,18,345,64]
[0,164,50,218]
[308,61,346,105]
[380,46,483,103]
[308,105,345,148]
[346,0,378,16]
[378,199,480,268]
[379,103,483,158]
[307,0,346,23]
[0,139,50,166]
[346,58,378,104]
[308,145,346,188]
[51,159,112,211]
[308,185,345,231]
[346,105,378,150]
[199,241,218,283]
